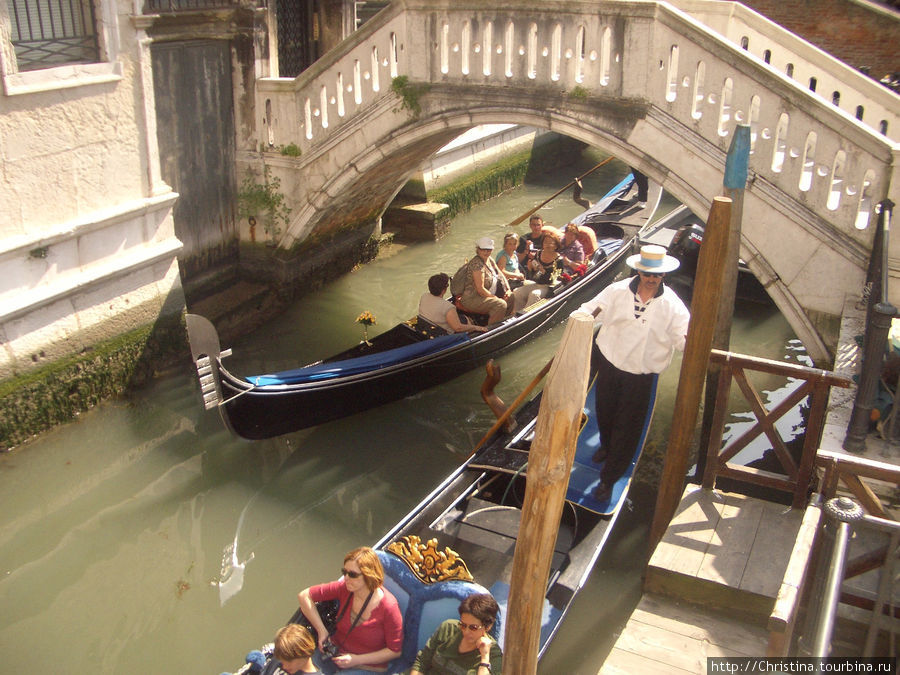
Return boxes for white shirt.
[578,276,690,374]
[418,292,456,332]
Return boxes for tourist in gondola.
[516,214,548,264]
[495,232,526,287]
[526,230,563,286]
[560,223,585,272]
[297,546,403,674]
[458,237,515,325]
[261,624,323,674]
[577,244,690,502]
[409,592,503,675]
[418,273,488,334]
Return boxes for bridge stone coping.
[251,0,899,362]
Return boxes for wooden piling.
[650,196,732,547]
[503,311,594,674]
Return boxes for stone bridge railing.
[258,0,896,239]
[254,0,899,353]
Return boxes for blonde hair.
[345,546,385,591]
[274,624,315,661]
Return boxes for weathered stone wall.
[0,310,188,451]
[0,0,184,384]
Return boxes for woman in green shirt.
[410,593,503,675]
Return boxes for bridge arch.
[252,1,898,362]
[273,97,828,361]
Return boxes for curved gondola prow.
[185,313,238,436]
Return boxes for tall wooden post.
[650,197,732,546]
[697,125,751,479]
[504,311,594,674]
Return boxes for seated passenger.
[516,214,547,264]
[459,238,515,325]
[560,223,585,272]
[418,274,487,334]
[526,231,563,285]
[495,232,526,287]
[410,592,503,675]
[265,624,323,674]
[297,546,403,674]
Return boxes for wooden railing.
[701,349,852,508]
[767,449,900,656]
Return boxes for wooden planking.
[650,485,804,600]
[742,500,804,597]
[648,484,727,577]
[696,492,762,589]
[601,594,769,674]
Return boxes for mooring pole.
[844,201,897,453]
[697,125,751,480]
[650,197,732,547]
[504,311,594,675]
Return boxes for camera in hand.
[321,638,340,659]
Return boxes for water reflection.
[0,149,804,674]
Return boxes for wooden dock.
[601,484,804,673]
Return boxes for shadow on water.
[0,145,808,673]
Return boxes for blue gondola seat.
[377,544,501,673]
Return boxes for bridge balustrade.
[674,0,899,142]
[256,0,895,249]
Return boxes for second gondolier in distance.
[576,244,690,502]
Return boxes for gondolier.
[577,244,690,502]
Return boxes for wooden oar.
[467,357,554,459]
[504,156,615,228]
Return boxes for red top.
[309,580,403,662]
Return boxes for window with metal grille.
[354,0,388,29]
[6,0,100,72]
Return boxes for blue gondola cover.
[247,333,471,386]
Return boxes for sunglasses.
[457,620,483,632]
[639,271,663,278]
[341,568,362,579]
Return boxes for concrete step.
[186,280,284,346]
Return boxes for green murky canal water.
[0,149,804,673]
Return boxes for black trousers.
[593,345,656,485]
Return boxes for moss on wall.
[429,134,586,219]
[0,314,188,451]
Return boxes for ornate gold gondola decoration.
[386,535,474,584]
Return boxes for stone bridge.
[248,0,899,363]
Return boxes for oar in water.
[468,358,554,459]
[504,156,615,229]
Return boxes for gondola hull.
[226,366,657,674]
[187,173,660,440]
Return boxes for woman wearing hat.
[458,237,515,325]
[577,244,690,502]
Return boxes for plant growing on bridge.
[568,85,589,101]
[236,168,292,244]
[391,76,430,117]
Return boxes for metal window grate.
[7,0,99,72]
[143,0,240,12]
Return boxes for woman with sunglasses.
[410,593,502,675]
[298,547,402,673]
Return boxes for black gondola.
[187,173,661,440]
[639,204,771,305]
[226,363,657,674]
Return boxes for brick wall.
[734,0,900,86]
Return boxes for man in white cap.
[577,244,690,502]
